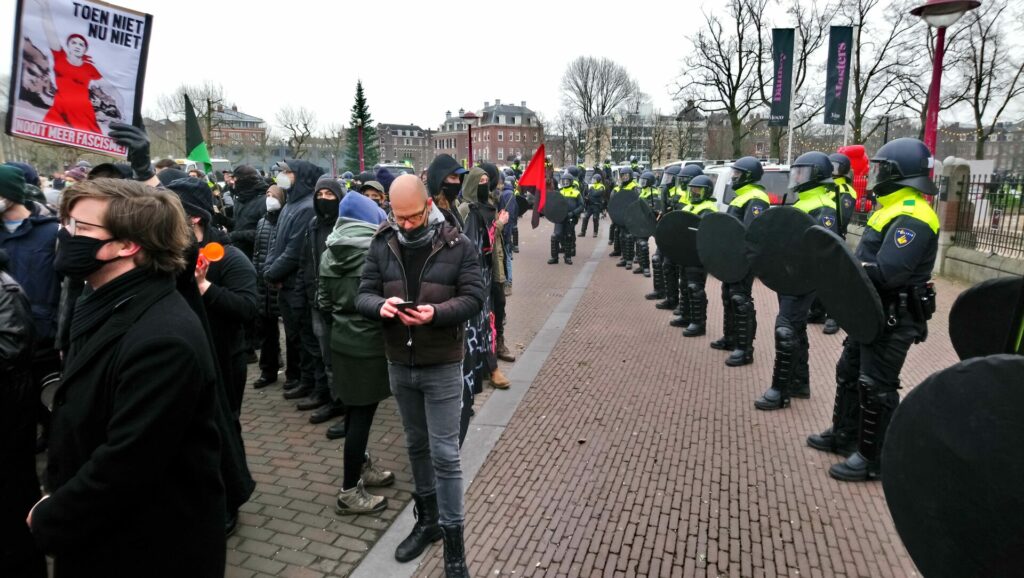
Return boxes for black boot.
[725,294,755,367]
[755,325,795,410]
[823,317,840,335]
[623,234,634,270]
[830,380,898,482]
[656,262,678,309]
[593,222,599,238]
[609,225,620,252]
[440,523,469,578]
[808,379,860,455]
[395,493,443,562]
[578,217,588,237]
[790,328,811,398]
[682,279,707,337]
[547,237,559,265]
[633,241,649,275]
[710,297,735,350]
[645,257,664,300]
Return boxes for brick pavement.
[413,229,964,577]
[226,219,585,578]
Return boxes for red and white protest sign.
[5,0,152,157]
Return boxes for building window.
[533,133,538,143]
[498,148,504,160]
[498,131,504,142]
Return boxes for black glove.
[109,122,154,182]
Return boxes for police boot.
[755,325,795,410]
[593,221,599,238]
[656,263,678,309]
[725,295,755,367]
[670,279,692,327]
[440,523,469,578]
[710,297,736,350]
[394,493,443,562]
[807,378,859,455]
[568,231,577,257]
[790,328,811,398]
[608,224,617,246]
[547,237,559,265]
[563,233,574,264]
[623,236,634,270]
[807,298,827,324]
[645,256,665,300]
[511,229,519,253]
[578,217,588,237]
[823,317,840,335]
[634,242,649,276]
[829,378,898,482]
[683,281,707,337]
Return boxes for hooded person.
[166,177,258,418]
[425,154,468,227]
[227,165,270,260]
[497,173,518,289]
[263,159,329,404]
[317,192,394,514]
[374,167,396,196]
[301,175,347,424]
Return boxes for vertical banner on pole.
[769,28,795,127]
[824,26,853,126]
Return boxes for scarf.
[391,203,446,249]
[70,268,152,343]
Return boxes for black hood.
[427,154,463,198]
[285,159,325,203]
[480,163,500,192]
[232,165,267,201]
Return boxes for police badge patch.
[821,214,835,229]
[895,227,916,247]
[752,205,763,216]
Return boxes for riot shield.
[697,212,750,283]
[747,206,817,295]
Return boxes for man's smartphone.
[394,301,417,312]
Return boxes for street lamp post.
[355,119,365,172]
[460,111,479,166]
[911,0,981,156]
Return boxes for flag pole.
[786,28,800,165]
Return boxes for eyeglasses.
[65,217,107,236]
[392,206,428,226]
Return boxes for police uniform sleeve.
[743,198,770,227]
[864,216,936,290]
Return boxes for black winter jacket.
[264,160,324,306]
[253,211,280,317]
[356,221,485,366]
[227,180,269,259]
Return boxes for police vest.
[591,183,606,193]
[667,186,684,205]
[684,200,717,215]
[613,181,638,194]
[793,186,835,214]
[834,176,856,198]
[560,186,581,199]
[638,187,657,200]
[867,187,940,234]
[730,184,770,208]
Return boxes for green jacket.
[317,218,385,359]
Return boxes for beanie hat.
[4,162,39,187]
[157,168,189,187]
[166,177,214,222]
[0,165,27,206]
[339,189,387,225]
[314,176,344,199]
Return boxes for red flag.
[519,145,547,229]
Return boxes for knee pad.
[775,325,796,350]
[730,293,749,311]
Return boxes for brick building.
[377,123,434,172]
[208,105,267,147]
[433,100,544,166]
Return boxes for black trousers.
[278,293,326,390]
[342,402,380,490]
[836,314,925,393]
[491,280,506,339]
[776,293,816,386]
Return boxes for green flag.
[184,94,212,173]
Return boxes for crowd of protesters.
[0,120,524,577]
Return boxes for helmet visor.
[730,168,747,189]
[867,160,897,192]
[660,173,675,187]
[676,175,693,189]
[788,165,815,190]
[831,161,842,176]
[688,185,708,204]
[559,176,572,188]
[639,177,650,188]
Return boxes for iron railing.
[952,174,1024,258]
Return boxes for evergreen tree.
[344,80,379,172]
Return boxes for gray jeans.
[388,361,464,525]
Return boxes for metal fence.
[952,174,1024,258]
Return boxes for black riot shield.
[543,190,568,224]
[882,354,1024,578]
[607,188,640,227]
[697,212,750,283]
[802,225,884,343]
[747,206,817,295]
[656,210,702,268]
[513,193,532,217]
[623,200,657,238]
[949,276,1024,360]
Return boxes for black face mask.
[440,181,461,203]
[476,184,490,204]
[54,228,119,280]
[315,198,340,220]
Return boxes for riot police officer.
[510,156,523,179]
[666,165,707,323]
[548,172,583,265]
[808,138,939,482]
[712,156,770,367]
[611,167,637,264]
[677,175,718,337]
[602,158,613,183]
[580,173,606,237]
[754,151,840,411]
[632,171,659,277]
[629,155,640,174]
[810,152,859,334]
[646,165,683,302]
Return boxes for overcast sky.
[3,0,1015,134]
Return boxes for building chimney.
[521,101,526,107]
[484,101,489,108]
[495,99,501,106]
[231,104,238,112]
[446,110,451,119]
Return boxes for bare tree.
[845,0,920,144]
[560,56,638,162]
[555,108,588,167]
[276,106,317,159]
[157,82,227,154]
[649,112,675,166]
[676,0,767,158]
[956,0,1024,159]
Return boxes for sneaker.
[335,480,387,514]
[361,453,395,487]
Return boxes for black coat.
[302,214,336,307]
[203,238,258,413]
[253,212,280,317]
[264,160,324,307]
[227,183,268,259]
[31,272,226,578]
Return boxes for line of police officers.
[588,138,939,482]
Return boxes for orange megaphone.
[197,242,225,268]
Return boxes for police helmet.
[788,151,834,193]
[342,171,354,180]
[639,170,656,189]
[604,158,612,165]
[731,156,763,189]
[559,172,574,189]
[676,164,704,188]
[687,174,714,204]
[566,165,581,179]
[867,138,937,196]
[629,155,638,163]
[829,153,852,179]
[659,165,680,187]
[617,166,632,183]
[591,173,602,183]
[503,167,516,178]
